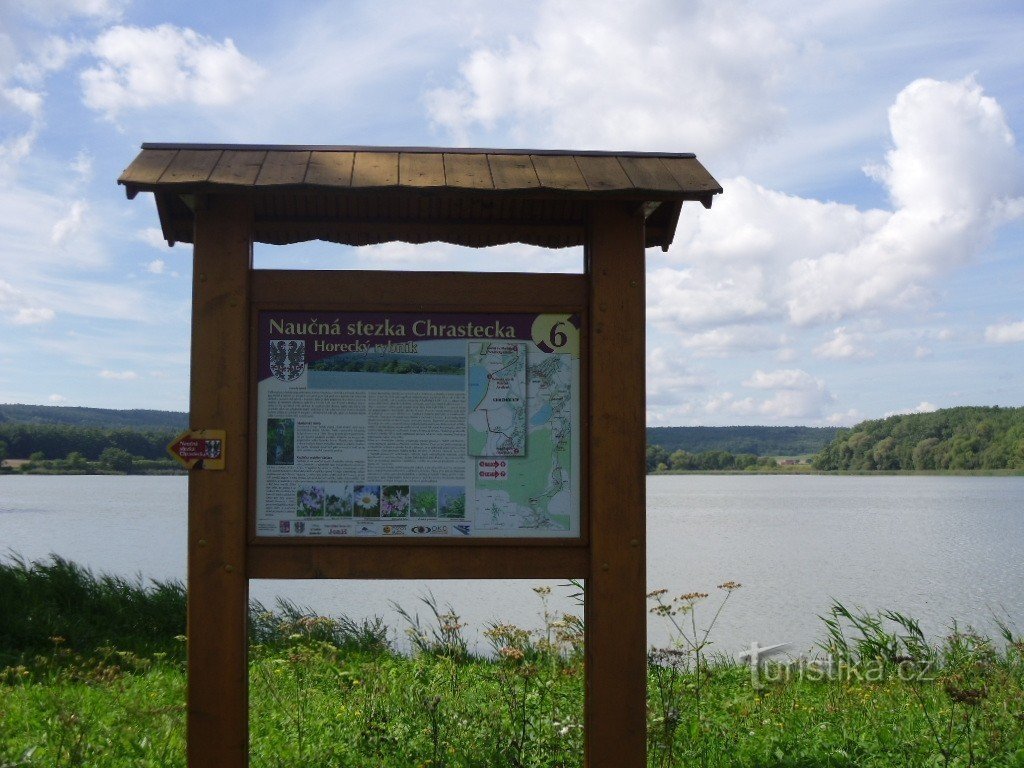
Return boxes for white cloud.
[650,176,889,330]
[985,320,1024,344]
[885,401,938,418]
[10,0,128,25]
[645,402,697,427]
[649,364,838,424]
[867,78,1020,213]
[51,200,87,246]
[787,77,1023,325]
[2,86,44,118]
[0,179,108,278]
[138,227,168,249]
[35,279,163,322]
[827,408,864,426]
[12,307,55,325]
[0,280,19,308]
[146,259,166,275]
[650,367,837,424]
[354,242,454,270]
[0,86,45,176]
[706,392,757,418]
[645,344,713,425]
[81,25,264,120]
[71,150,92,180]
[99,369,138,380]
[743,368,818,390]
[14,36,90,84]
[739,368,835,421]
[350,241,582,274]
[0,278,55,325]
[679,326,785,357]
[47,393,66,403]
[648,260,774,329]
[647,346,708,402]
[813,326,873,359]
[427,0,794,153]
[655,77,1023,336]
[776,348,798,362]
[914,345,932,359]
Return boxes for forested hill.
[812,406,1024,471]
[646,426,838,456]
[0,405,188,462]
[0,404,187,431]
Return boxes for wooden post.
[585,202,647,767]
[187,195,253,768]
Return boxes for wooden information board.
[252,308,582,541]
[119,144,721,768]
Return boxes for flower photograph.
[437,486,466,519]
[295,484,325,517]
[410,486,438,517]
[324,483,353,517]
[380,485,410,518]
[352,485,381,517]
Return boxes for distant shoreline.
[0,461,185,476]
[4,465,1020,478]
[650,468,1024,477]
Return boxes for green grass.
[2,558,1024,767]
[0,555,187,667]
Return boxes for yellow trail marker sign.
[167,429,226,470]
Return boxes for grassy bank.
[2,557,1023,767]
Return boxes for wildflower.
[717,581,742,591]
[533,586,552,597]
[646,588,669,599]
[356,491,378,509]
[676,592,709,603]
[500,646,525,661]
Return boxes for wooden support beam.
[248,544,589,580]
[585,201,647,768]
[187,196,253,768]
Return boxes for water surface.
[2,474,1021,654]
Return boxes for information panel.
[254,311,581,539]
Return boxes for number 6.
[549,321,568,348]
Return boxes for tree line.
[646,445,780,472]
[646,425,837,456]
[0,423,177,463]
[812,406,1024,471]
[4,405,1020,474]
[0,403,186,431]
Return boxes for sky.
[0,0,1022,426]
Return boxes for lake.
[1,474,1022,656]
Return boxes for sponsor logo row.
[266,521,473,537]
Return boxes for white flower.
[356,492,378,510]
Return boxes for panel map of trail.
[467,342,527,457]
[474,353,572,531]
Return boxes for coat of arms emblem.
[269,340,306,381]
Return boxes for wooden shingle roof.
[119,144,722,251]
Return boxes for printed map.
[467,342,526,456]
[474,353,572,531]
